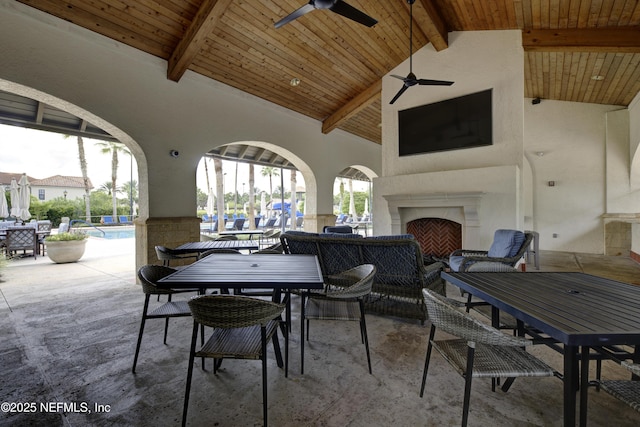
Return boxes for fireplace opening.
[407,218,462,261]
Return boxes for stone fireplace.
[382,192,484,250]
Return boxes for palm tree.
[290,170,297,229]
[64,134,92,222]
[248,163,255,229]
[214,158,224,232]
[120,180,138,216]
[260,166,279,212]
[99,182,114,195]
[96,141,129,221]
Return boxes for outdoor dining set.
[0,219,51,259]
[131,228,640,427]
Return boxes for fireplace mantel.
[383,192,484,236]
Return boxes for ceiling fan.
[274,0,377,29]
[389,0,453,104]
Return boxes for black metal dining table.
[442,271,640,427]
[158,253,323,291]
[158,253,324,339]
[174,239,260,253]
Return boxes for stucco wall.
[524,99,622,253]
[382,30,525,177]
[376,30,524,250]
[0,0,381,221]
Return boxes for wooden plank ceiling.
[16,0,640,145]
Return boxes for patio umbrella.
[271,201,290,210]
[0,187,8,218]
[206,187,215,231]
[348,179,356,220]
[9,178,19,218]
[260,191,267,216]
[18,174,31,221]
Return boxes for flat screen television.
[398,89,493,156]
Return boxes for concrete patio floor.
[1,238,640,426]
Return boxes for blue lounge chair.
[119,215,132,224]
[102,216,115,225]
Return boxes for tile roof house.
[1,172,92,202]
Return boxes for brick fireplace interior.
[407,218,462,259]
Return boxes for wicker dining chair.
[420,289,557,427]
[154,245,199,267]
[599,361,640,412]
[132,265,198,373]
[182,295,286,427]
[300,264,376,375]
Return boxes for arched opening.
[197,141,317,232]
[333,165,377,235]
[0,79,147,226]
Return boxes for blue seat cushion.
[448,255,464,272]
[487,229,525,258]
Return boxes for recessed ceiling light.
[591,75,604,81]
[290,78,301,87]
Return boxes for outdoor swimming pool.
[87,227,135,239]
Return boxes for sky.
[0,123,370,197]
[0,124,136,190]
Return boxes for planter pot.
[46,240,88,263]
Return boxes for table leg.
[579,346,590,426]
[633,346,640,381]
[491,305,499,329]
[564,345,579,426]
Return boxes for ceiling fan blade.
[390,74,407,81]
[329,0,378,27]
[274,3,316,29]
[389,85,409,105]
[416,79,454,86]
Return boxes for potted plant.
[45,232,89,263]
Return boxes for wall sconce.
[548,181,555,187]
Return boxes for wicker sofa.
[280,231,445,323]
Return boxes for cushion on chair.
[487,229,525,258]
[448,255,464,272]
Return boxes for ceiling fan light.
[290,77,301,87]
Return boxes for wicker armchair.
[599,361,640,412]
[301,264,376,375]
[449,230,534,272]
[420,289,557,427]
[182,295,286,427]
[132,265,197,373]
[154,245,199,267]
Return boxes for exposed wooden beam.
[322,80,381,135]
[35,101,44,124]
[523,28,640,53]
[167,0,233,82]
[415,0,449,51]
